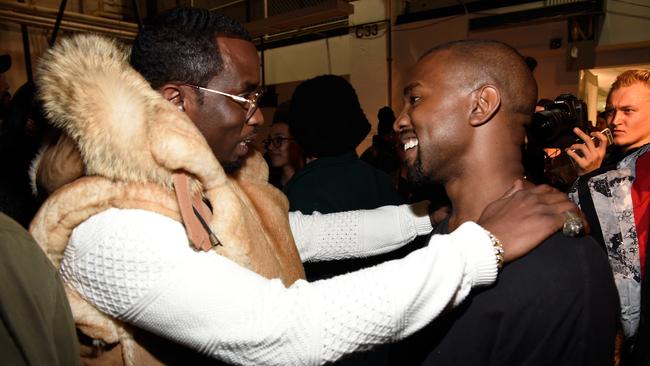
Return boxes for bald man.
[391,40,619,365]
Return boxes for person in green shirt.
[0,212,81,366]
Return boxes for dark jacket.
[0,212,81,366]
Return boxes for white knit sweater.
[60,204,497,365]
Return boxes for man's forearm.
[289,203,433,262]
[63,209,496,365]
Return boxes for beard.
[405,153,434,186]
[222,159,243,174]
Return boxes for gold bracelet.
[486,231,504,270]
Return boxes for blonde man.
[569,69,650,365]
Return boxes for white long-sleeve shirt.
[60,204,497,365]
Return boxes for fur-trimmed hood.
[29,34,305,362]
[33,32,304,281]
[35,34,224,192]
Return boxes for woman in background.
[264,103,304,190]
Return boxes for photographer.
[567,69,650,365]
[524,94,589,191]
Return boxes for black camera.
[528,93,589,148]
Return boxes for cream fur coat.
[29,34,305,364]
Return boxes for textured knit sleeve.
[60,208,495,366]
[289,202,433,262]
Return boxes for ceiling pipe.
[0,9,138,38]
[386,0,392,109]
[209,0,246,11]
[49,0,68,46]
[0,0,138,33]
[130,0,141,30]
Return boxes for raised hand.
[565,127,609,176]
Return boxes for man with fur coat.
[30,7,583,365]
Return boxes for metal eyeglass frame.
[184,84,264,122]
[263,137,293,149]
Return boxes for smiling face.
[607,82,650,152]
[183,36,263,172]
[395,52,473,185]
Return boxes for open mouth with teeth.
[237,138,254,156]
[403,139,419,151]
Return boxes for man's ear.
[469,85,500,127]
[160,83,185,111]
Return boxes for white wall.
[600,0,650,45]
[348,0,389,152]
[261,0,391,153]
[262,35,350,85]
[469,20,580,100]
[390,15,468,108]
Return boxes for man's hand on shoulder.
[477,181,587,263]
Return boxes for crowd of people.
[0,5,648,366]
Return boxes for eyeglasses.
[263,137,292,149]
[185,84,264,122]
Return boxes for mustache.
[399,128,417,138]
[243,127,259,141]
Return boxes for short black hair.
[130,7,251,90]
[289,74,370,158]
[0,82,47,155]
[0,54,11,73]
[422,39,537,126]
[536,98,553,108]
[377,106,395,136]
[272,101,291,125]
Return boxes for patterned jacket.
[569,143,650,364]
